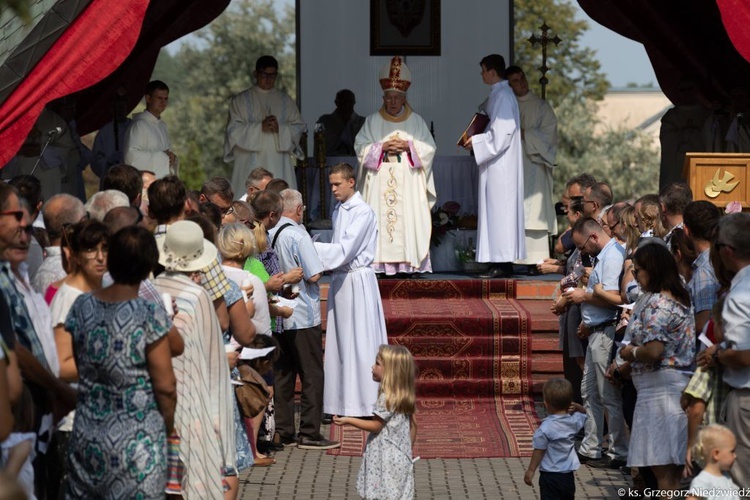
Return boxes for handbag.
[234,364,271,418]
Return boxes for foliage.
[0,0,31,22]
[514,0,660,201]
[552,96,659,201]
[513,0,608,106]
[151,0,296,189]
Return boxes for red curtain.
[578,0,750,104]
[0,0,149,166]
[716,0,750,64]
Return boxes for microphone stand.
[29,132,57,177]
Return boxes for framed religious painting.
[370,0,441,56]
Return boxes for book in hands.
[457,112,490,147]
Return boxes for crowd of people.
[0,156,420,498]
[530,173,750,499]
[4,45,750,500]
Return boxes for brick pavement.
[238,421,632,499]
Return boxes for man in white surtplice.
[505,65,558,269]
[314,163,388,417]
[464,54,525,278]
[355,55,436,275]
[124,80,178,179]
[224,55,305,196]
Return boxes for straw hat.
[157,220,217,272]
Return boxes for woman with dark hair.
[669,227,697,282]
[618,242,695,492]
[65,226,176,498]
[52,219,109,383]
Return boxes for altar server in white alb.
[314,163,388,417]
[224,55,306,196]
[464,54,525,278]
[355,55,437,275]
[506,65,558,268]
[124,80,178,179]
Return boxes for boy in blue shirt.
[525,378,588,500]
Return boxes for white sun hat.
[157,220,217,272]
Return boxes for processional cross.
[528,23,562,100]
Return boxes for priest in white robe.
[314,163,388,417]
[464,54,525,278]
[124,80,177,179]
[224,55,305,196]
[355,56,436,275]
[506,66,558,268]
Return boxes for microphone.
[47,126,62,137]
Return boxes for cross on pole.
[528,23,561,100]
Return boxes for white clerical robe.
[517,91,558,263]
[124,110,175,179]
[153,273,225,499]
[355,105,436,273]
[472,81,526,263]
[224,86,305,195]
[314,192,388,416]
[154,272,237,480]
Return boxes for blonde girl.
[334,345,417,500]
[688,424,739,499]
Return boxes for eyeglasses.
[221,205,235,218]
[715,241,734,251]
[19,225,33,236]
[240,219,256,229]
[610,221,620,231]
[81,246,108,260]
[0,210,23,221]
[257,71,278,80]
[583,199,597,206]
[576,234,593,252]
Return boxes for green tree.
[513,0,608,105]
[515,0,660,201]
[152,0,296,189]
[553,97,659,200]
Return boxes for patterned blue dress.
[65,295,169,499]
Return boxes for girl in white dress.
[333,345,417,500]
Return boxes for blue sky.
[573,3,658,88]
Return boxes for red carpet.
[328,279,538,459]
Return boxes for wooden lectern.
[683,153,750,210]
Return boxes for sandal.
[252,456,276,467]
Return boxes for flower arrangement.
[725,201,743,214]
[431,201,461,246]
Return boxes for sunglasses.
[0,210,23,222]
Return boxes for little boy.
[524,378,588,500]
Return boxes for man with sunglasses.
[224,55,305,197]
[564,217,628,470]
[0,183,77,496]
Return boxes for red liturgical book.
[457,113,490,147]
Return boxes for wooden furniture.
[683,153,750,209]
